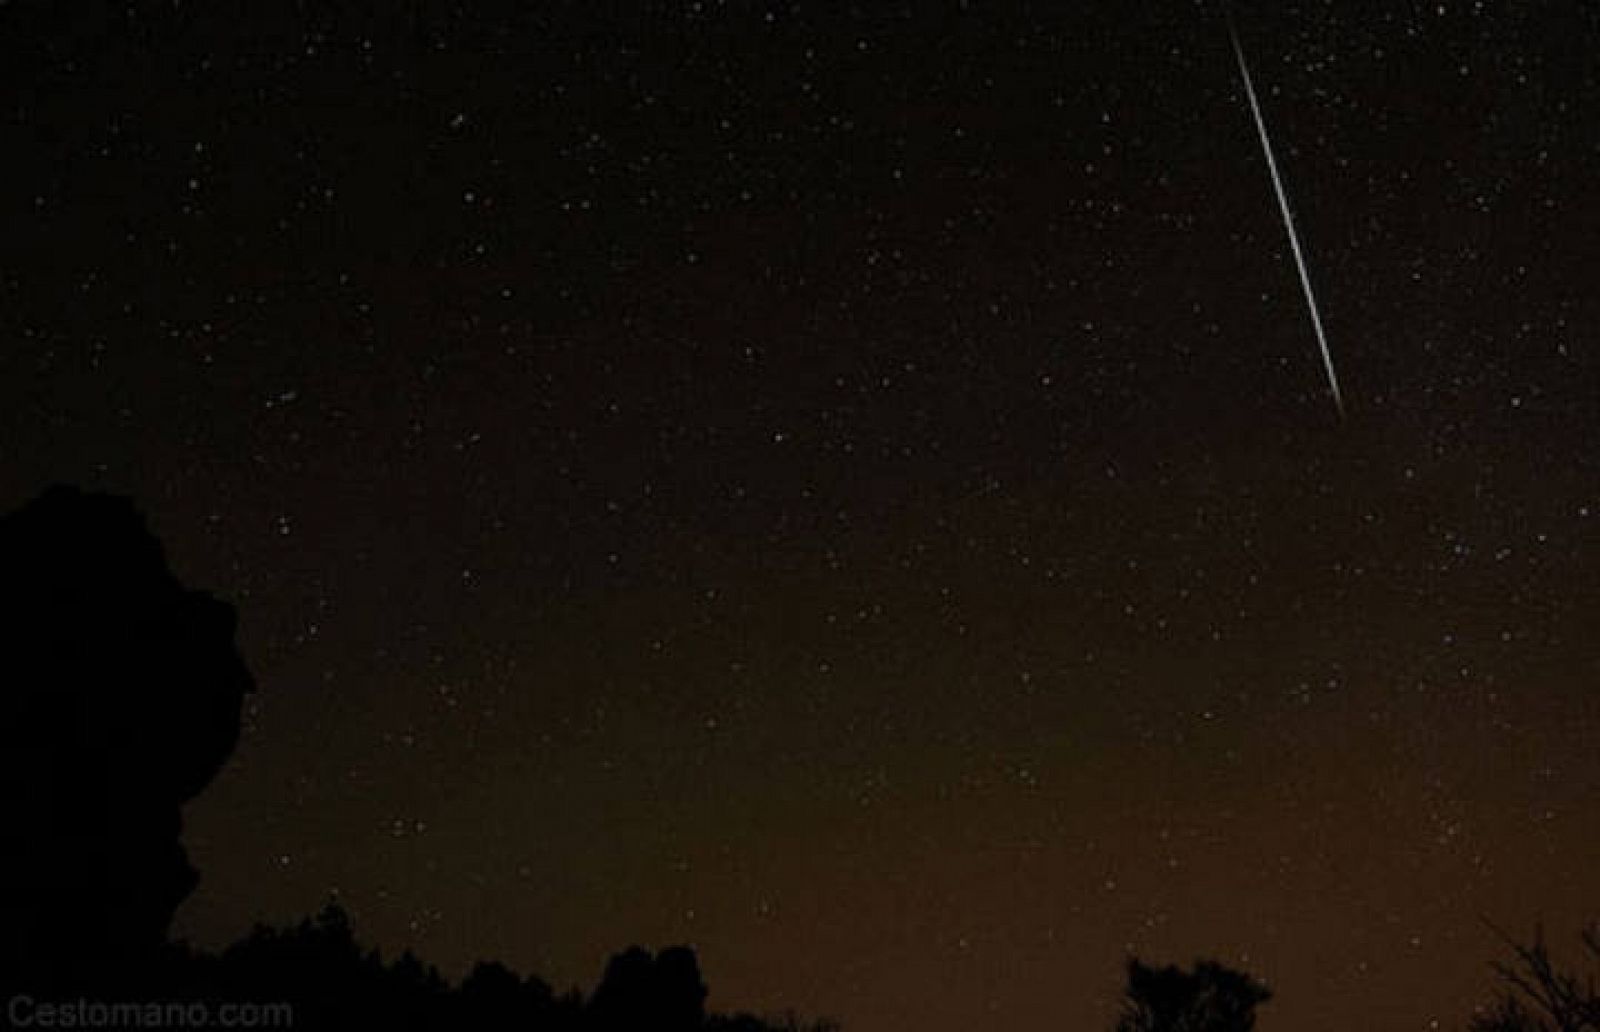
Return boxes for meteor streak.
[1228,18,1346,418]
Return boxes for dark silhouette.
[705,1012,840,1032]
[168,902,570,1030]
[704,1019,772,1032]
[0,485,252,992]
[1114,957,1272,1032]
[1470,924,1600,1032]
[168,902,817,1031]
[0,485,832,1031]
[589,945,709,1032]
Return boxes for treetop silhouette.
[1114,956,1272,1032]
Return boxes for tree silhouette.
[459,959,560,1030]
[0,485,252,991]
[588,944,709,1032]
[1114,957,1272,1032]
[705,1011,841,1032]
[0,485,836,1031]
[1469,924,1600,1032]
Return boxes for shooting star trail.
[1228,19,1346,418]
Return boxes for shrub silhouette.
[1114,957,1272,1032]
[0,485,252,991]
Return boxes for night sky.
[6,3,1600,1029]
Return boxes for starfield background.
[3,3,1599,1030]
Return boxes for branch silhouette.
[1471,921,1600,1032]
[1113,956,1271,1032]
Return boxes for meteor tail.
[1229,18,1346,419]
